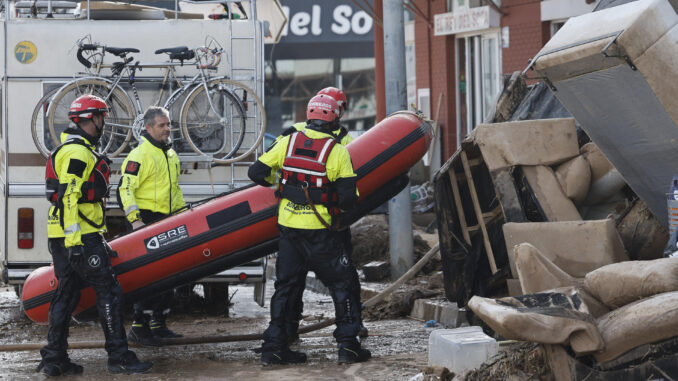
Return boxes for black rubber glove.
[103,240,118,258]
[67,245,85,261]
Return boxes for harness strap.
[302,185,335,231]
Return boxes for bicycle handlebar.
[76,48,92,69]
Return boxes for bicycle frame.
[43,39,259,160]
[68,60,226,144]
[80,42,228,121]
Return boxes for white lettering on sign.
[352,10,373,35]
[434,6,497,36]
[332,5,352,34]
[290,11,311,36]
[282,5,374,37]
[311,5,322,36]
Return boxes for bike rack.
[18,0,267,191]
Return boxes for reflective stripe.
[125,204,139,216]
[284,156,328,166]
[286,132,299,158]
[318,138,334,162]
[64,223,81,235]
[281,165,327,177]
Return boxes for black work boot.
[286,322,300,345]
[36,359,84,377]
[261,347,308,366]
[128,321,161,347]
[358,322,369,338]
[338,344,371,364]
[150,318,183,339]
[107,351,153,374]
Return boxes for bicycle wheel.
[163,84,198,154]
[180,79,266,163]
[31,87,60,158]
[47,78,134,157]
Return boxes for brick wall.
[501,0,548,75]
[414,0,457,160]
[413,0,545,162]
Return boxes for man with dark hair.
[40,94,152,376]
[118,106,185,346]
[249,94,370,365]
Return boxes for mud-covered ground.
[0,280,433,380]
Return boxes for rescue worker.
[248,94,371,365]
[39,94,153,376]
[118,106,185,346]
[272,87,369,344]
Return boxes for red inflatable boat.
[22,111,432,323]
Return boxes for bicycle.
[33,36,266,163]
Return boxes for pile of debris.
[432,0,678,379]
[350,215,444,320]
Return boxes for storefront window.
[456,31,501,146]
[265,58,376,136]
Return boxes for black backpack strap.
[335,127,348,143]
[281,125,297,137]
[77,202,106,229]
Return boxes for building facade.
[411,0,600,169]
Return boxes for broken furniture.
[434,118,616,306]
[469,255,678,380]
[527,0,678,228]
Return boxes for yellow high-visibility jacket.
[264,122,353,184]
[47,132,106,247]
[118,136,185,223]
[258,127,356,229]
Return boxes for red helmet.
[317,87,347,113]
[68,94,108,123]
[306,94,340,123]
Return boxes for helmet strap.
[306,119,336,133]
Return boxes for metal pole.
[3,0,9,269]
[334,58,342,89]
[374,0,385,122]
[383,0,413,279]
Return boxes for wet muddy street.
[0,280,431,380]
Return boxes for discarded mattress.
[21,111,433,324]
[596,291,678,363]
[530,0,678,227]
[468,290,604,355]
[584,258,678,309]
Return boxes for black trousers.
[41,234,128,363]
[128,210,173,323]
[263,226,362,349]
[285,228,363,337]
